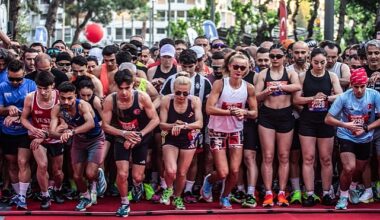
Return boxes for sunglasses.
[269,54,284,59]
[212,43,226,49]
[57,63,71,67]
[232,64,247,71]
[212,65,222,70]
[175,91,189,96]
[8,77,23,82]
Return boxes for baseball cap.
[160,44,175,57]
[190,45,205,59]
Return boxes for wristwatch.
[184,122,188,129]
[363,124,369,133]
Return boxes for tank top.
[208,77,248,133]
[88,94,101,121]
[111,91,150,131]
[243,71,256,125]
[31,90,60,144]
[327,62,342,78]
[152,65,177,80]
[301,70,332,122]
[100,63,109,95]
[263,68,291,96]
[164,97,197,146]
[60,99,102,138]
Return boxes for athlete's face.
[160,55,173,68]
[292,45,309,66]
[366,45,380,67]
[59,92,76,110]
[87,61,97,75]
[72,63,87,76]
[256,52,270,70]
[8,69,25,88]
[269,49,285,67]
[37,85,54,100]
[117,82,134,99]
[23,52,38,72]
[228,58,248,79]
[174,83,190,103]
[103,54,117,70]
[324,46,339,68]
[352,83,367,98]
[79,87,93,102]
[180,62,196,75]
[311,54,327,73]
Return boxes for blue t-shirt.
[0,69,8,83]
[328,88,380,143]
[0,79,36,135]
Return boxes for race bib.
[221,102,243,110]
[348,115,368,126]
[308,98,329,112]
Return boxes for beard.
[296,58,306,65]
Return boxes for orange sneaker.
[277,192,289,207]
[262,194,274,207]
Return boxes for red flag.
[279,0,287,42]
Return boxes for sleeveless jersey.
[31,90,60,144]
[327,62,343,78]
[208,77,248,133]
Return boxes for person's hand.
[30,138,44,150]
[60,130,74,143]
[230,107,246,120]
[344,121,362,133]
[152,78,164,86]
[3,116,19,127]
[369,71,380,84]
[122,131,142,147]
[8,105,20,117]
[353,128,365,136]
[314,92,327,100]
[30,127,47,139]
[175,120,185,125]
[171,124,184,136]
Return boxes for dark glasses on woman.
[175,91,189,96]
[269,54,284,59]
[232,65,247,71]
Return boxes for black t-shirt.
[25,68,69,88]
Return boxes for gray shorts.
[71,131,106,165]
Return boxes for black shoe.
[322,194,334,206]
[40,196,51,210]
[303,195,316,207]
[51,189,65,204]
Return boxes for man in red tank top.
[21,71,65,210]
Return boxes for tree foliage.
[187,0,221,36]
[168,20,189,40]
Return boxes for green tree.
[187,0,221,36]
[65,0,147,44]
[169,20,188,40]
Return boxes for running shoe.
[160,188,173,205]
[17,195,28,210]
[290,190,302,204]
[131,184,144,202]
[9,194,19,206]
[91,190,97,205]
[116,203,130,217]
[277,192,289,207]
[96,168,107,197]
[322,194,334,206]
[109,183,120,197]
[358,190,374,203]
[50,189,65,204]
[242,194,257,208]
[40,196,51,210]
[200,174,213,203]
[302,193,320,207]
[151,187,164,203]
[262,194,274,207]
[231,190,245,204]
[173,196,186,210]
[349,189,360,204]
[183,191,197,203]
[2,188,14,203]
[335,196,348,210]
[75,197,92,211]
[144,183,155,201]
[220,196,232,209]
[26,186,34,199]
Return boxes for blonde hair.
[174,76,192,89]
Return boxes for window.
[156,10,166,21]
[115,28,123,40]
[55,29,62,41]
[177,0,185,3]
[177,10,185,18]
[107,27,112,36]
[125,28,132,38]
[146,28,150,34]
[135,28,142,35]
[64,28,71,43]
[157,28,166,34]
[41,0,50,4]
[169,11,175,20]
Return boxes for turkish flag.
[279,0,287,42]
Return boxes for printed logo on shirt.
[119,119,139,131]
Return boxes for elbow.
[206,106,212,115]
[324,116,331,125]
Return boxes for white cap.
[119,62,137,73]
[160,44,175,57]
[88,47,103,64]
[190,45,205,59]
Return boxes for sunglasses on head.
[175,91,189,96]
[269,54,284,59]
[8,77,23,82]
[212,43,226,49]
[232,64,247,71]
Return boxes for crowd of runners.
[0,30,380,217]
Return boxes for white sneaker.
[359,190,374,203]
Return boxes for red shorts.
[208,129,243,151]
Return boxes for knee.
[165,168,177,180]
[37,163,48,172]
[262,154,274,164]
[53,169,64,180]
[278,153,289,164]
[17,158,29,168]
[73,173,82,181]
[320,156,332,167]
[343,164,355,175]
[217,168,229,179]
[132,172,145,183]
[117,171,129,182]
[86,169,98,180]
[303,155,315,166]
